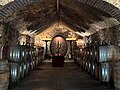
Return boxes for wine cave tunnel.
[0,0,120,90]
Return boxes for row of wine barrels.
[87,61,91,73]
[80,59,84,68]
[8,45,21,63]
[73,45,120,88]
[92,46,99,61]
[9,63,20,84]
[73,47,82,65]
[99,63,112,82]
[0,60,9,90]
[99,46,120,62]
[0,44,44,89]
[10,45,35,63]
[84,60,88,71]
[0,44,35,63]
[90,61,95,76]
[34,47,44,66]
[83,60,95,75]
[9,61,36,85]
[83,48,89,59]
[81,57,114,83]
[73,52,81,65]
[38,55,44,65]
[83,46,99,62]
[79,57,113,84]
[73,47,98,77]
[95,62,99,78]
[80,45,120,89]
[35,57,39,66]
[30,60,35,70]
[20,45,26,61]
[20,62,25,78]
[29,47,35,58]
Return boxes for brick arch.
[0,0,120,22]
[73,0,120,21]
[0,0,43,21]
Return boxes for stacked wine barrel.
[73,47,82,65]
[34,47,44,67]
[0,44,44,89]
[38,47,44,64]
[73,45,120,88]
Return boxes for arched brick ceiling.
[0,0,119,35]
[0,0,119,20]
[103,0,120,9]
[0,0,120,9]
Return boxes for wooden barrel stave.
[91,61,95,76]
[99,63,102,81]
[95,62,99,79]
[9,63,20,84]
[20,62,25,78]
[87,60,91,72]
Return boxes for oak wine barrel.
[95,62,99,79]
[8,45,21,63]
[9,62,20,84]
[85,60,88,70]
[20,62,25,78]
[90,61,95,76]
[99,63,102,81]
[87,60,91,73]
[99,46,120,63]
[23,61,30,75]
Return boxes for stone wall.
[0,23,4,46]
[85,24,120,46]
[0,22,19,45]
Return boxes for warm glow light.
[35,40,44,47]
[42,38,51,41]
[36,22,79,39]
[66,38,76,40]
[76,39,85,48]
[76,32,90,37]
[41,38,76,41]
